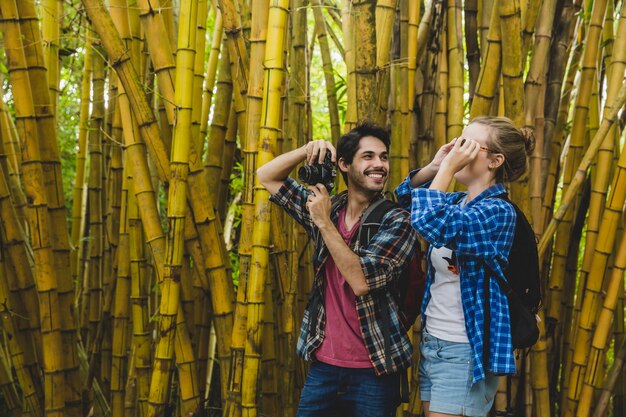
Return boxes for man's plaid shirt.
[269,177,418,375]
[396,172,517,383]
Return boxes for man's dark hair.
[336,122,391,183]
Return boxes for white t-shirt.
[424,245,469,343]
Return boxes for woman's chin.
[453,172,469,186]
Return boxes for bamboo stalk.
[0,3,66,414]
[469,0,501,118]
[313,0,341,141]
[147,1,200,415]
[240,2,289,416]
[446,0,463,140]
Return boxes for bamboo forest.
[0,0,624,416]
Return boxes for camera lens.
[298,165,320,184]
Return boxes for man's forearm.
[318,223,369,296]
[257,146,307,194]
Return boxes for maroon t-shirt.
[315,207,372,368]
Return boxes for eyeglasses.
[479,146,497,154]
[459,138,497,154]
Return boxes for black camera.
[298,152,337,192]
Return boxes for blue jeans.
[297,361,400,417]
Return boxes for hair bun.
[520,127,536,156]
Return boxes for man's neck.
[344,188,380,227]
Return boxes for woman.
[395,116,535,417]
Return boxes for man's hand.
[303,139,337,166]
[306,183,333,229]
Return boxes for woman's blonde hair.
[471,116,535,182]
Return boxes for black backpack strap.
[483,268,491,369]
[359,197,408,390]
[357,197,396,249]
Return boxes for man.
[257,123,418,416]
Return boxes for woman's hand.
[440,137,480,173]
[429,139,457,171]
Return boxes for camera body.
[298,153,337,192]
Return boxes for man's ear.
[490,154,505,170]
[337,157,349,174]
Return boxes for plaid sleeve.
[359,208,418,292]
[409,188,515,273]
[394,169,430,209]
[269,177,314,233]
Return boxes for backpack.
[484,194,541,358]
[355,197,425,403]
[357,198,426,330]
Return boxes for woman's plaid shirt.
[396,172,517,383]
[269,178,418,375]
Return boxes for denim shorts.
[419,330,499,417]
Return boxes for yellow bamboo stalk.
[389,0,409,190]
[0,70,21,172]
[111,160,132,417]
[577,0,626,331]
[530,309,550,417]
[434,29,448,154]
[127,2,237,396]
[0,250,42,417]
[524,0,557,129]
[541,0,583,190]
[14,2,83,411]
[374,0,395,124]
[41,0,61,110]
[82,0,171,181]
[538,81,626,258]
[85,39,105,353]
[563,109,625,416]
[479,0,493,54]
[342,0,357,129]
[128,169,151,417]
[408,0,434,168]
[241,2,289,416]
[136,0,176,127]
[0,3,65,414]
[591,335,626,417]
[576,213,626,416]
[191,0,210,151]
[524,0,557,230]
[287,0,309,149]
[320,8,345,59]
[353,0,380,123]
[205,38,233,203]
[200,7,223,142]
[313,0,341,141]
[147,1,200,415]
[260,258,279,415]
[446,0,463,140]
[407,0,420,113]
[0,135,42,369]
[545,0,609,339]
[521,0,541,58]
[464,0,479,102]
[71,32,92,296]
[224,0,270,414]
[218,104,239,218]
[0,334,21,417]
[216,0,250,136]
[469,0,501,118]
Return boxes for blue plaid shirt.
[270,177,418,375]
[395,171,517,382]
